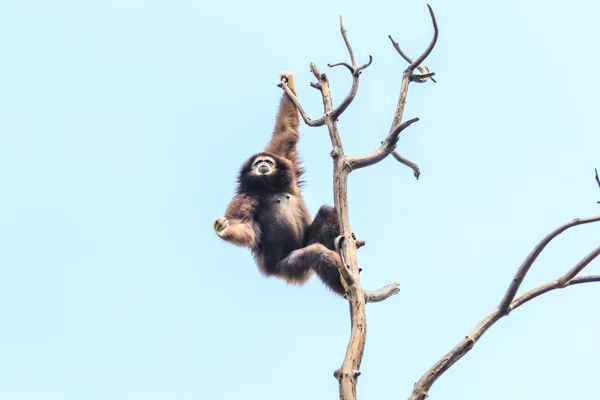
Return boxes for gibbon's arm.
[213,194,260,248]
[265,71,301,173]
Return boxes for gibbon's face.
[237,152,293,193]
[251,155,276,176]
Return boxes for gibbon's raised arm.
[265,72,302,178]
[213,194,260,248]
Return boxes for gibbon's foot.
[335,233,365,250]
[213,217,229,235]
[352,233,366,249]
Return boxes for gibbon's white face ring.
[252,156,276,176]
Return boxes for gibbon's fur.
[213,71,347,296]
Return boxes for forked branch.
[408,216,600,400]
[328,16,373,121]
[347,4,438,178]
[497,215,600,314]
[388,4,438,131]
[278,81,325,127]
[388,4,439,82]
[347,118,419,170]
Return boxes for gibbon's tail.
[265,71,302,177]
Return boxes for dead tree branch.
[278,82,325,127]
[408,216,600,400]
[346,4,438,178]
[388,4,438,84]
[595,168,600,204]
[278,6,437,400]
[391,151,421,179]
[498,216,600,314]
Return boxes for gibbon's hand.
[279,70,293,85]
[213,217,229,235]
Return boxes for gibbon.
[213,71,347,296]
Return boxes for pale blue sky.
[1,0,599,399]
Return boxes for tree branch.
[391,151,421,180]
[277,79,325,127]
[408,217,600,400]
[388,4,438,132]
[567,274,600,285]
[408,4,438,74]
[511,245,600,308]
[365,283,400,303]
[595,168,600,204]
[347,118,419,171]
[329,16,373,121]
[347,5,438,176]
[497,215,600,314]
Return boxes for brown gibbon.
[213,71,348,296]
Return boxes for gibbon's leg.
[265,72,302,176]
[273,243,346,296]
[305,205,339,250]
[307,205,363,255]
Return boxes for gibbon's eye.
[254,158,274,167]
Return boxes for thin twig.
[329,16,373,121]
[357,55,373,73]
[409,239,600,400]
[568,274,600,285]
[389,5,438,133]
[497,215,600,314]
[346,118,420,170]
[510,246,600,309]
[595,168,600,204]
[408,4,439,72]
[391,151,420,179]
[388,40,437,83]
[411,72,436,82]
[328,61,354,73]
[558,244,600,285]
[347,5,438,176]
[388,3,439,83]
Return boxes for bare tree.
[277,5,600,400]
